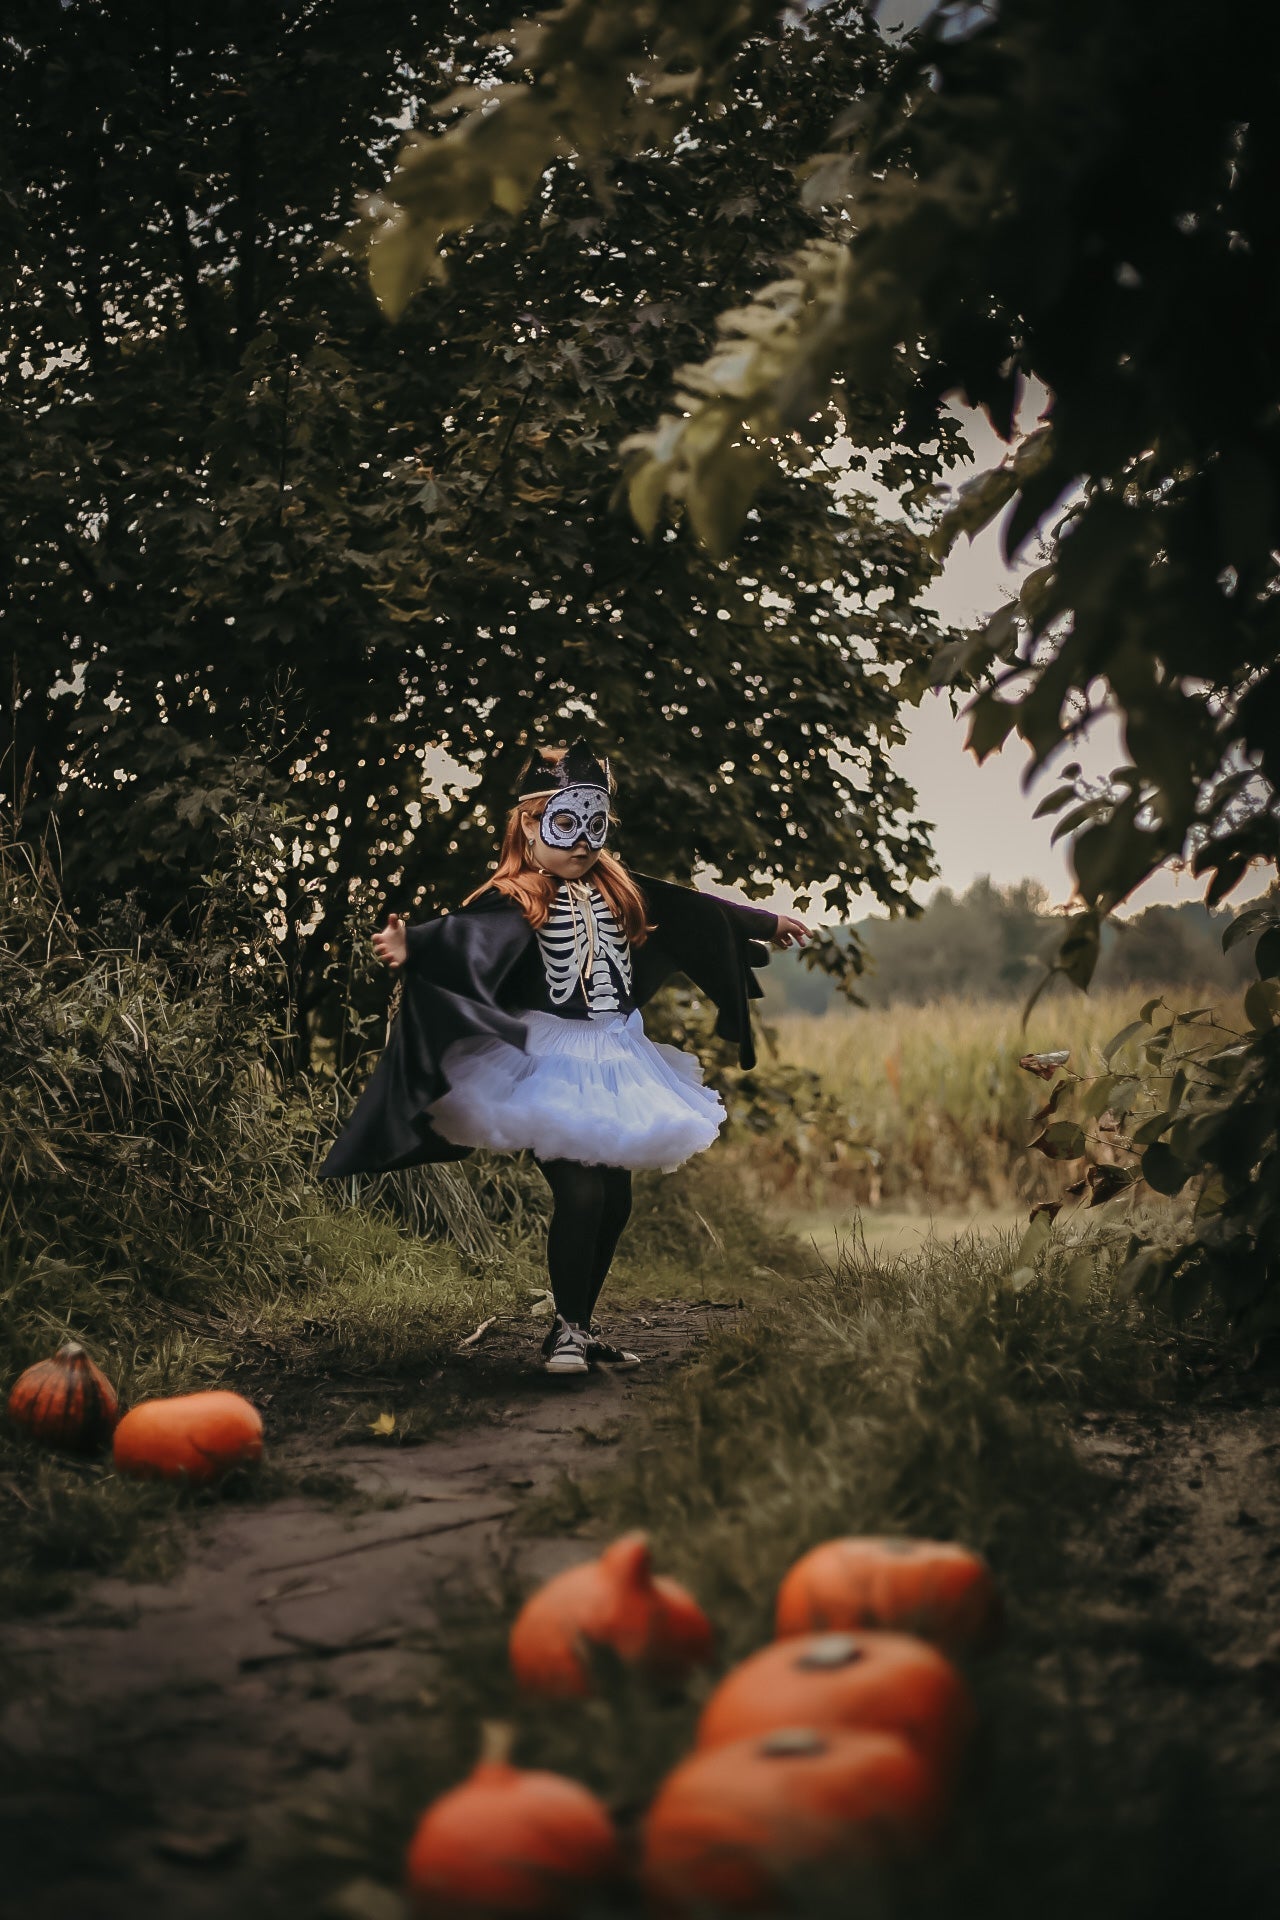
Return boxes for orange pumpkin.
[642,1725,946,1915]
[776,1536,1002,1654]
[696,1630,974,1782]
[7,1342,119,1453]
[112,1389,263,1486]
[404,1721,622,1916]
[509,1532,713,1698]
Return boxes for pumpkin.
[404,1721,622,1917]
[7,1341,119,1453]
[776,1536,1003,1654]
[509,1531,713,1698]
[695,1630,974,1782]
[112,1389,263,1486]
[642,1725,946,1915]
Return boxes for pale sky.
[746,0,1269,925]
[892,405,1268,917]
[732,400,1270,923]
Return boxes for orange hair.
[462,766,652,946]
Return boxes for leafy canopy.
[373,0,1280,1320]
[5,0,947,1068]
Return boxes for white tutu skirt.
[425,1008,725,1171]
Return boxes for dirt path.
[0,1301,728,1920]
[4,1306,1278,1920]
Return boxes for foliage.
[0,807,518,1413]
[378,0,1280,1318]
[765,879,1266,1015]
[1010,987,1280,1329]
[4,0,948,1074]
[741,988,1221,1213]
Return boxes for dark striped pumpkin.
[7,1342,120,1452]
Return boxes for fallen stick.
[240,1630,404,1672]
[249,1504,516,1577]
[457,1314,499,1350]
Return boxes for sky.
[728,394,1271,925]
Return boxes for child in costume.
[319,742,809,1375]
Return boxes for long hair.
[461,753,652,945]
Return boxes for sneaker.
[585,1332,642,1370]
[543,1316,589,1376]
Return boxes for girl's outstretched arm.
[372,912,408,970]
[771,913,811,949]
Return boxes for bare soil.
[2,1309,1278,1920]
[0,1301,727,1920]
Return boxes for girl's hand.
[373,912,408,970]
[771,913,812,949]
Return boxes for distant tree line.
[764,878,1267,1014]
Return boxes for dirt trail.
[0,1302,726,1920]
[4,1310,1279,1920]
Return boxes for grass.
[740,987,1242,1211]
[0,1145,802,1619]
[251,1222,1276,1920]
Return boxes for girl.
[319,741,809,1375]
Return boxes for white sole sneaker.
[542,1317,590,1375]
[586,1342,641,1370]
[544,1351,589,1376]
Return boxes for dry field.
[739,987,1241,1213]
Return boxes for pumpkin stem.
[56,1343,87,1362]
[477,1720,517,1770]
[601,1531,653,1588]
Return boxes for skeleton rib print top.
[536,880,633,1016]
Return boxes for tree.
[363,0,1280,1320]
[3,0,948,1072]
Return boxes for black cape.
[317,873,776,1179]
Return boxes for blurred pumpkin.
[509,1531,713,1698]
[642,1725,945,1915]
[7,1342,119,1453]
[776,1536,1002,1654]
[696,1630,974,1782]
[112,1389,263,1486]
[404,1721,622,1916]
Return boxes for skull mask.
[537,785,611,852]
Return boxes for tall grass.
[0,828,803,1612]
[737,988,1240,1210]
[261,1234,1271,1920]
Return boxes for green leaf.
[1087,1164,1135,1206]
[1014,1207,1053,1268]
[1082,1073,1120,1118]
[1032,783,1077,820]
[1243,979,1280,1032]
[1063,1252,1095,1302]
[1029,1120,1086,1159]
[964,693,1020,763]
[1103,1020,1149,1064]
[1255,926,1280,979]
[627,455,672,540]
[1139,995,1164,1023]
[1056,912,1100,992]
[1130,1110,1175,1148]
[1118,1246,1170,1299]
[1142,1141,1194,1195]
[686,443,766,559]
[1222,904,1275,953]
[1194,1177,1228,1220]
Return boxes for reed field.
[734,987,1242,1212]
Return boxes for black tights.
[536,1158,633,1329]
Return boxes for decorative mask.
[537,785,611,851]
[515,738,613,851]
